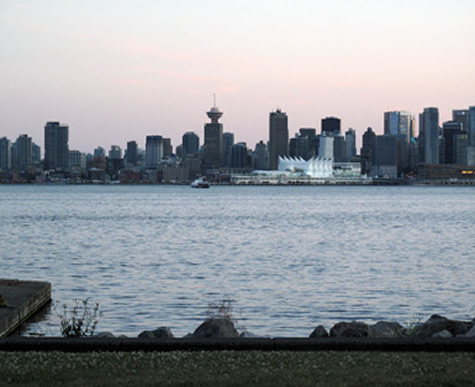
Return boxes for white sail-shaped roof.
[278,156,333,178]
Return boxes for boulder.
[240,331,260,338]
[192,318,239,338]
[411,315,472,338]
[138,326,174,339]
[368,321,403,338]
[432,329,452,338]
[459,325,475,338]
[94,332,115,338]
[330,322,370,338]
[309,325,329,338]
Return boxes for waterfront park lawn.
[1,350,474,386]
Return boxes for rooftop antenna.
[213,93,217,107]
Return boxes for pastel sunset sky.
[1,0,474,153]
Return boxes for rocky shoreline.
[90,314,475,340]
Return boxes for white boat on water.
[191,177,210,188]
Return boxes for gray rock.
[463,325,475,338]
[138,326,174,339]
[432,329,452,338]
[95,332,115,338]
[330,322,370,338]
[309,325,329,338]
[192,318,239,338]
[412,315,472,338]
[369,321,403,338]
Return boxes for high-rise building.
[0,137,11,171]
[230,142,248,168]
[182,132,199,160]
[453,109,469,131]
[162,138,172,157]
[223,132,234,166]
[421,107,440,165]
[289,134,310,159]
[32,143,41,165]
[44,121,69,171]
[204,104,224,166]
[145,135,163,168]
[108,145,122,159]
[466,106,475,165]
[126,141,138,166]
[333,134,347,162]
[442,121,465,164]
[318,133,334,159]
[15,134,32,173]
[361,127,376,174]
[345,128,356,160]
[93,146,106,158]
[384,111,413,142]
[253,141,268,170]
[371,135,398,178]
[321,117,341,134]
[69,150,87,174]
[269,109,288,170]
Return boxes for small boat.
[191,177,210,188]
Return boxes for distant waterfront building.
[468,106,475,165]
[318,133,334,159]
[223,132,234,166]
[145,135,163,168]
[32,143,41,165]
[333,133,346,162]
[299,128,317,158]
[345,128,356,160]
[384,111,413,142]
[453,109,469,131]
[230,142,248,168]
[162,138,172,157]
[269,109,288,170]
[421,107,440,165]
[321,117,341,134]
[289,134,309,159]
[44,121,69,171]
[126,141,138,166]
[14,135,33,173]
[442,121,465,164]
[108,145,122,160]
[253,141,268,170]
[69,150,87,174]
[93,146,106,158]
[204,104,224,167]
[371,135,398,178]
[182,132,199,160]
[0,137,12,171]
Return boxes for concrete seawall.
[0,279,52,339]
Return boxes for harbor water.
[1,184,474,337]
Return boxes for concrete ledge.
[1,337,474,352]
[0,279,52,339]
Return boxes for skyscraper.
[269,109,288,170]
[253,141,268,170]
[223,132,234,166]
[384,111,413,142]
[421,107,440,165]
[204,104,224,167]
[15,134,32,173]
[182,132,199,160]
[467,106,475,165]
[345,128,356,160]
[0,137,11,171]
[321,117,341,134]
[126,141,138,166]
[145,135,163,168]
[44,121,69,171]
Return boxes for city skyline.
[1,1,475,153]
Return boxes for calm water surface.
[1,185,474,337]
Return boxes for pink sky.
[1,0,474,153]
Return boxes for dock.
[0,279,51,338]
